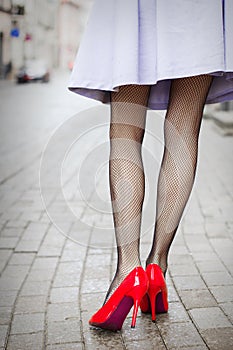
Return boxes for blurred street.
[0,72,233,349]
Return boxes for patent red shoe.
[140,264,168,322]
[89,266,149,331]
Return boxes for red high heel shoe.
[89,266,149,331]
[140,264,168,322]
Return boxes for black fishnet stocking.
[104,84,151,302]
[146,75,213,274]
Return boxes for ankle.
[146,256,167,275]
[117,263,142,280]
[104,264,142,304]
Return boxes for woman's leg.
[105,84,151,301]
[146,74,213,274]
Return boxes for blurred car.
[16,59,50,83]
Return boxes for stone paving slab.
[7,332,44,350]
[0,73,233,349]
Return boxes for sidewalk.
[0,75,233,349]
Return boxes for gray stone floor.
[0,72,233,349]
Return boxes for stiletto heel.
[131,299,139,328]
[128,284,148,328]
[148,289,156,322]
[140,264,168,322]
[89,266,149,331]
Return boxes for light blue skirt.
[68,0,233,110]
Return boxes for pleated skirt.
[68,0,233,110]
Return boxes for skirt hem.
[68,69,233,110]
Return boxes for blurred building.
[0,0,12,77]
[0,0,93,76]
[0,0,59,75]
[59,0,94,70]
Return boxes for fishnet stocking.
[104,84,151,302]
[146,75,213,274]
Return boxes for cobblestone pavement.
[0,72,233,349]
